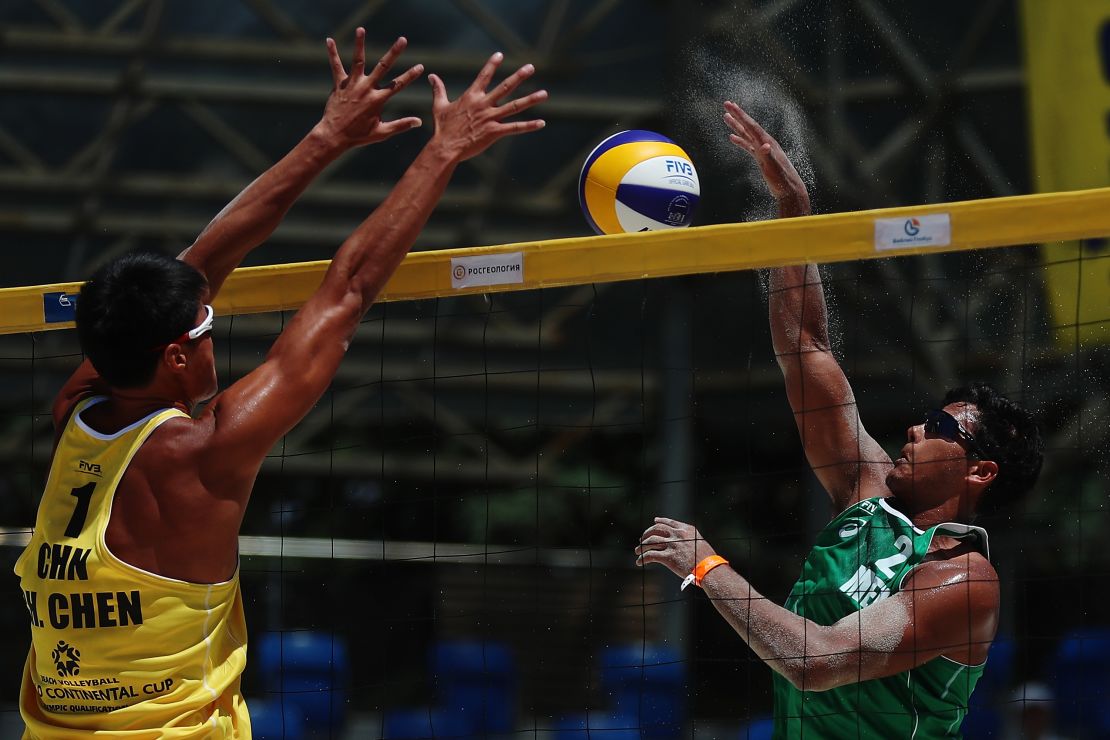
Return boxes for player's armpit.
[802,556,999,691]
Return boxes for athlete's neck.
[888,495,969,529]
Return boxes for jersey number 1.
[64,482,96,538]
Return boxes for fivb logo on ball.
[579,130,700,235]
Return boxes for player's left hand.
[316,28,425,148]
[635,517,718,579]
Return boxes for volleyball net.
[0,188,1108,738]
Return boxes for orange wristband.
[692,554,728,585]
[694,555,729,587]
[680,555,730,591]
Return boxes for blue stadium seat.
[1049,629,1110,738]
[598,645,685,739]
[549,711,642,739]
[963,635,1015,739]
[383,640,517,738]
[737,715,774,740]
[431,641,517,734]
[382,707,471,739]
[249,698,305,740]
[257,631,350,735]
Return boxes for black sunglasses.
[924,409,985,458]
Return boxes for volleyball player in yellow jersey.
[15,29,547,738]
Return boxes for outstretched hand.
[723,101,809,211]
[317,29,424,148]
[428,52,547,162]
[635,517,718,580]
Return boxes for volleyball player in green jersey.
[636,103,1044,738]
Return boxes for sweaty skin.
[54,32,548,585]
[636,101,999,692]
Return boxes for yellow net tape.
[3,187,1109,335]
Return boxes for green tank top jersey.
[771,497,990,739]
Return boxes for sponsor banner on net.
[450,252,525,289]
[873,214,951,251]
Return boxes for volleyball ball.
[578,130,700,235]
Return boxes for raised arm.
[180,30,422,295]
[724,101,890,510]
[53,30,422,427]
[636,518,999,691]
[199,52,546,497]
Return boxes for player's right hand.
[723,100,808,205]
[427,52,547,163]
[634,517,718,580]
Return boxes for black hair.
[76,250,207,388]
[944,382,1044,510]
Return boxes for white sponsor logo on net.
[873,213,952,251]
[450,252,525,289]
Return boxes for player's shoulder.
[135,410,216,468]
[128,411,243,510]
[142,400,258,497]
[903,551,1000,647]
[912,546,998,590]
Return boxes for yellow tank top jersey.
[14,396,251,738]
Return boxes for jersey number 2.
[64,482,96,538]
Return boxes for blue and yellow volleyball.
[578,130,700,235]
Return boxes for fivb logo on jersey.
[77,460,102,477]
